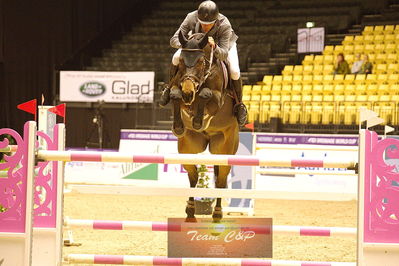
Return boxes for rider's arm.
[170,14,193,49]
[213,25,231,61]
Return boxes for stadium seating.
[246,24,399,126]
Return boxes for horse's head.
[178,31,208,105]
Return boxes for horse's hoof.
[192,117,203,130]
[185,217,198,223]
[172,124,185,137]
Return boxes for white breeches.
[172,42,240,80]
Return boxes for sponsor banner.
[60,71,154,103]
[167,218,272,258]
[256,134,358,146]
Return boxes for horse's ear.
[178,31,188,47]
[199,33,209,49]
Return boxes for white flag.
[385,125,394,134]
[367,116,384,128]
[359,107,378,123]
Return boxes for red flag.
[17,99,37,121]
[245,123,254,131]
[49,104,66,123]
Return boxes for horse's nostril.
[183,93,192,103]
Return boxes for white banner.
[60,71,154,103]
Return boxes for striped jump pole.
[65,254,356,266]
[37,150,356,168]
[64,218,356,238]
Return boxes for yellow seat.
[272,75,283,85]
[345,54,354,65]
[354,44,364,54]
[252,85,262,94]
[386,53,398,64]
[354,35,365,45]
[343,45,354,54]
[251,93,261,102]
[302,75,313,85]
[391,84,399,95]
[323,55,334,65]
[303,65,313,75]
[292,75,303,85]
[323,84,334,94]
[293,65,304,75]
[323,65,334,75]
[363,26,374,35]
[282,75,293,85]
[323,74,334,85]
[384,34,396,44]
[262,85,272,92]
[373,35,384,44]
[388,74,399,84]
[366,85,378,95]
[312,75,323,84]
[384,25,395,35]
[314,55,324,65]
[334,74,345,85]
[260,103,270,123]
[388,64,399,74]
[334,84,345,95]
[260,93,271,102]
[374,43,385,53]
[375,54,387,65]
[364,35,374,44]
[292,84,303,92]
[302,55,314,65]
[243,94,251,102]
[323,46,334,55]
[282,84,292,92]
[281,92,291,102]
[345,84,357,94]
[368,53,376,63]
[342,35,354,45]
[282,65,294,76]
[378,84,390,94]
[376,64,388,74]
[355,74,367,85]
[272,84,282,92]
[396,34,399,44]
[365,74,378,84]
[313,84,324,93]
[322,101,335,124]
[395,25,399,34]
[368,94,379,102]
[243,85,252,94]
[364,44,375,54]
[313,65,323,75]
[377,74,389,84]
[303,84,313,93]
[356,84,367,94]
[262,75,273,85]
[334,45,344,55]
[344,74,355,84]
[373,26,384,35]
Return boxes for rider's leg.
[227,43,248,127]
[160,49,180,107]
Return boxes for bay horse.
[169,31,239,223]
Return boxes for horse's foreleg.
[183,164,199,222]
[192,87,212,130]
[212,165,231,223]
[170,86,185,137]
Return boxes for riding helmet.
[197,1,219,24]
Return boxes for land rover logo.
[80,82,106,96]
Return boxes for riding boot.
[231,78,248,127]
[159,64,179,107]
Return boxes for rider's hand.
[208,37,216,48]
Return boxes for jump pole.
[64,218,357,238]
[65,254,357,266]
[37,150,356,168]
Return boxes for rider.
[159,0,248,127]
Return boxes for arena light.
[306,21,315,28]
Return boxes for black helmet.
[197,1,219,24]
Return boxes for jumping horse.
[169,31,239,223]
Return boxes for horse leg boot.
[170,87,185,137]
[231,78,248,127]
[192,87,212,130]
[159,64,179,107]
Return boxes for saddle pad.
[219,60,229,90]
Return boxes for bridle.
[180,46,214,93]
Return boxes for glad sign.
[60,71,154,103]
